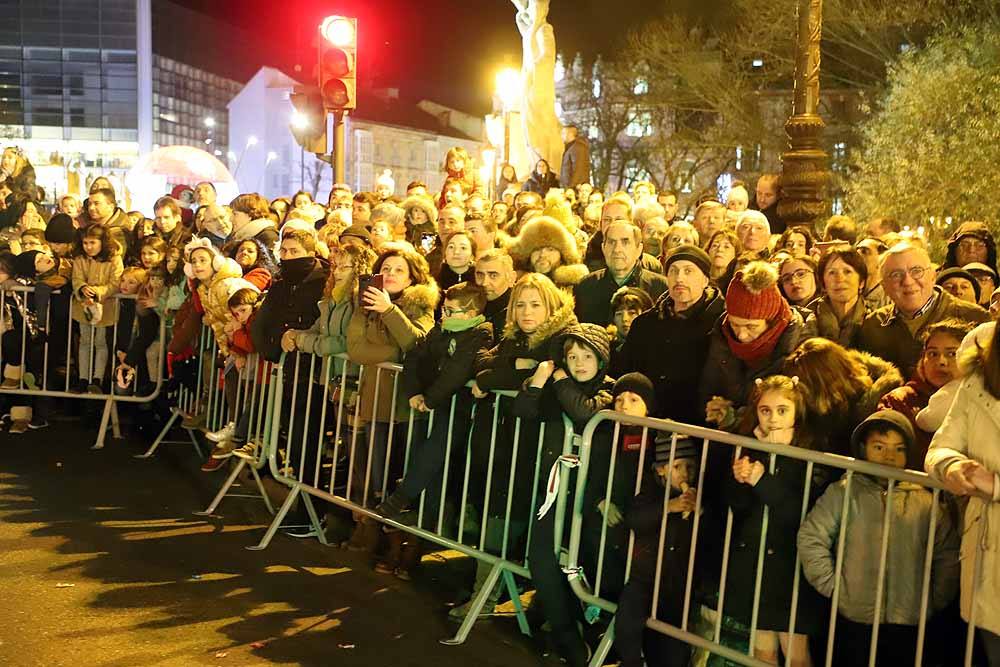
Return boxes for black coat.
[483,290,510,346]
[573,266,668,327]
[400,321,493,411]
[250,257,329,363]
[611,288,725,424]
[521,170,559,197]
[720,451,827,633]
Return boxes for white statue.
[513,0,564,172]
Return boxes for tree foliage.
[846,23,1000,247]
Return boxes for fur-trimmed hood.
[511,215,582,265]
[502,291,578,349]
[231,217,277,244]
[402,195,439,227]
[551,262,590,288]
[854,349,905,413]
[393,280,440,323]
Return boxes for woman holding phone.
[344,244,439,551]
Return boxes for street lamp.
[247,135,258,147]
[495,68,521,170]
[204,117,215,128]
[291,112,309,187]
[234,136,259,179]
[291,111,308,130]
[481,147,497,200]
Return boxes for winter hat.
[964,262,998,283]
[725,261,785,321]
[12,249,40,278]
[663,244,711,278]
[612,372,656,415]
[936,267,981,302]
[610,286,654,314]
[339,224,373,246]
[558,323,611,367]
[950,221,993,244]
[376,169,395,193]
[45,213,77,244]
[653,436,700,464]
[850,409,916,464]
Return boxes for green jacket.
[293,295,354,375]
[857,287,989,378]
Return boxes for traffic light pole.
[333,111,346,185]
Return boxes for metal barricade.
[562,411,970,667]
[0,284,166,449]
[247,349,576,646]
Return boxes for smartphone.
[419,233,436,254]
[357,273,384,303]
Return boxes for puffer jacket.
[71,254,124,327]
[797,473,960,625]
[194,257,245,355]
[925,370,1000,636]
[346,281,439,423]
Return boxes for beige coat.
[925,370,1000,636]
[194,257,245,355]
[71,255,124,327]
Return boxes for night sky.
[170,0,728,114]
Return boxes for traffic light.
[318,15,357,112]
[289,87,327,153]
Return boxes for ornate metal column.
[778,0,830,231]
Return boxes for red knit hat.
[725,261,785,321]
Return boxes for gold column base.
[779,113,831,231]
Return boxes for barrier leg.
[91,397,115,450]
[246,483,301,551]
[502,569,532,638]
[194,458,246,517]
[135,408,182,459]
[111,401,122,439]
[588,618,615,667]
[300,491,329,546]
[188,428,203,459]
[440,561,504,646]
[251,466,275,515]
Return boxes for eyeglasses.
[886,265,930,284]
[958,238,987,251]
[780,269,813,284]
[443,306,470,317]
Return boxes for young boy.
[607,287,653,364]
[797,410,960,666]
[615,435,699,667]
[879,318,973,463]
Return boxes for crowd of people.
[1,140,999,667]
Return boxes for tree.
[845,23,1000,253]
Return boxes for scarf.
[442,314,485,333]
[722,305,791,366]
[278,256,315,284]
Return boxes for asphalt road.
[0,418,549,667]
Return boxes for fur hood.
[502,291,578,349]
[511,215,582,265]
[393,280,440,323]
[230,217,277,244]
[551,262,590,287]
[854,349,904,412]
[402,195,438,227]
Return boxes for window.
[354,129,374,191]
[735,146,743,171]
[592,78,601,99]
[633,77,648,95]
[588,126,599,140]
[626,111,653,138]
[554,55,565,82]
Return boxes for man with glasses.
[944,221,998,272]
[858,242,989,377]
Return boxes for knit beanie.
[612,372,656,414]
[663,244,711,277]
[12,250,39,278]
[559,323,611,367]
[725,261,785,321]
[654,436,700,464]
[936,267,981,302]
[45,213,77,244]
[339,224,372,246]
[610,286,654,314]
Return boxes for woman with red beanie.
[699,260,805,432]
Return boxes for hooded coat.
[193,256,249,356]
[401,195,438,247]
[943,221,998,273]
[925,369,1000,637]
[230,218,279,249]
[347,281,439,423]
[510,216,589,289]
[798,411,960,627]
[470,294,578,521]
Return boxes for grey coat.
[797,474,960,625]
[293,295,355,374]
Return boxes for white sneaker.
[232,442,258,460]
[206,422,236,443]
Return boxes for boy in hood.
[797,410,960,665]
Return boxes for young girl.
[113,267,148,387]
[723,375,824,667]
[139,236,167,272]
[71,225,123,393]
[436,230,477,294]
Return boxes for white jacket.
[925,370,1000,636]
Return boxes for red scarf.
[722,301,792,366]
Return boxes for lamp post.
[291,111,308,190]
[233,135,257,179]
[495,68,521,171]
[778,0,830,232]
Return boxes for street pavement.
[0,418,549,667]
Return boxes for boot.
[374,530,404,574]
[374,489,412,523]
[342,519,380,553]
[395,537,422,581]
[448,561,502,621]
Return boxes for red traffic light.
[321,16,355,47]
[322,80,350,108]
[322,48,350,78]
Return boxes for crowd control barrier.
[243,349,575,646]
[562,411,974,667]
[0,284,166,449]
